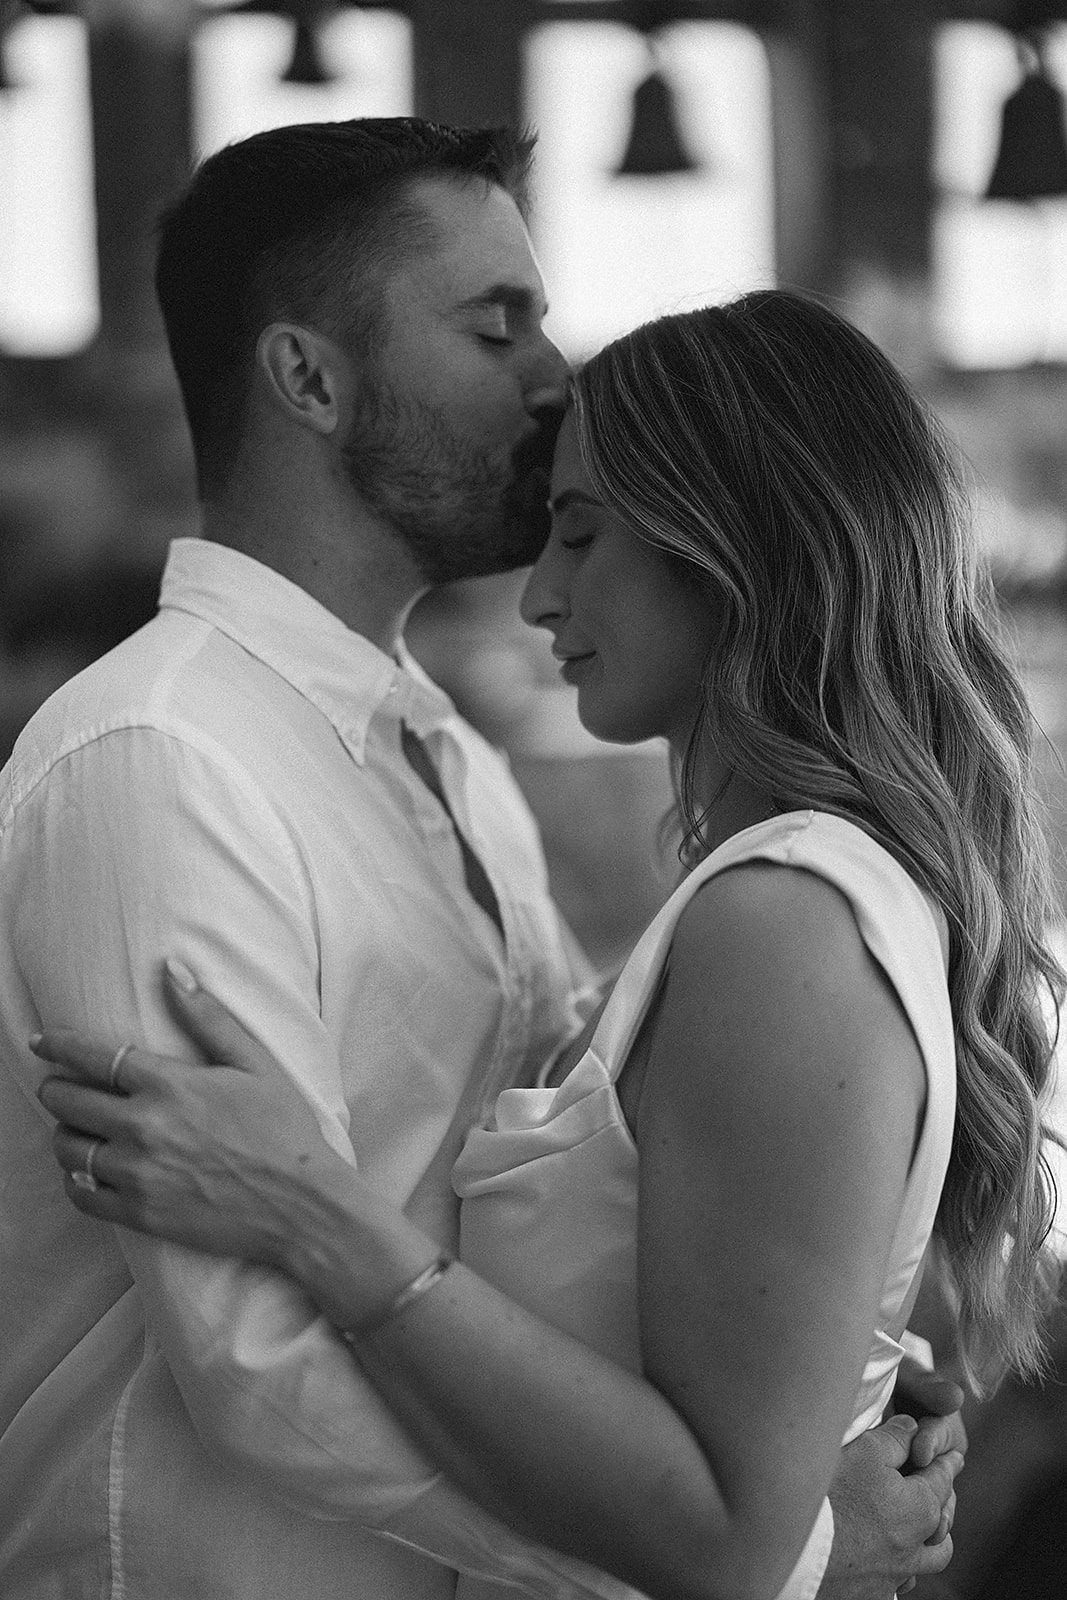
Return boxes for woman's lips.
[557,652,596,683]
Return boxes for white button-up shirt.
[0,539,637,1600]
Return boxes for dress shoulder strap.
[589,811,955,1177]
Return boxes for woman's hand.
[31,959,349,1272]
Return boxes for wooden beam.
[761,0,833,294]
[825,0,937,282]
[410,0,536,126]
[87,10,194,360]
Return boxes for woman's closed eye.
[547,488,609,554]
[550,503,603,554]
[554,510,602,552]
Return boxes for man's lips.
[511,406,566,489]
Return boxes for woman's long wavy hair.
[570,290,1064,1392]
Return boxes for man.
[0,118,959,1598]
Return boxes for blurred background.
[1,1,1067,1593]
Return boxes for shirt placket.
[418,715,536,1120]
[340,674,551,1123]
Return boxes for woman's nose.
[520,543,567,630]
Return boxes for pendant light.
[986,29,1067,200]
[614,7,698,178]
[221,0,337,87]
[280,16,334,86]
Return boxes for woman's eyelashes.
[554,511,602,552]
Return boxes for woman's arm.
[35,863,932,1600]
[626,862,928,1597]
[338,863,929,1600]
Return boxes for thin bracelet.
[340,1255,454,1344]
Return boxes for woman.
[34,292,1062,1600]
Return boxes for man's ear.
[256,322,348,436]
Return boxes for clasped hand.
[32,959,349,1274]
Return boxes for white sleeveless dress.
[452,811,957,1598]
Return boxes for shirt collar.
[159,538,456,762]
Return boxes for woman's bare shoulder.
[670,856,871,985]
[649,855,925,1135]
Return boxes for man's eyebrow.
[548,489,602,516]
[456,283,548,316]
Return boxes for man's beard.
[342,378,564,585]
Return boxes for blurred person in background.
[0,555,160,765]
[2,119,961,1600]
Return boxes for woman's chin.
[575,703,662,749]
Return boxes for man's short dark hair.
[155,118,536,497]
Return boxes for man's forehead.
[401,176,545,304]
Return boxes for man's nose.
[525,332,570,414]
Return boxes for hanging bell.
[986,52,1067,200]
[615,67,699,177]
[280,18,334,86]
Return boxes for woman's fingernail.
[28,1032,42,1050]
[165,957,199,993]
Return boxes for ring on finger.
[109,1043,133,1092]
[70,1137,101,1193]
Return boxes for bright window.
[0,9,412,356]
[0,16,98,356]
[525,19,775,359]
[934,21,1067,366]
[194,8,412,158]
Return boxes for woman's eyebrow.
[548,489,602,515]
